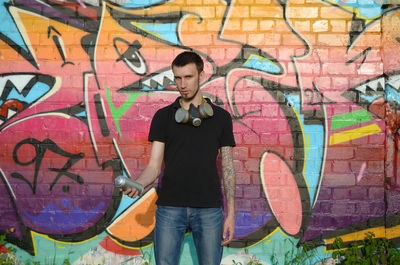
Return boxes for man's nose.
[180,78,187,88]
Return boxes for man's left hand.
[221,215,235,246]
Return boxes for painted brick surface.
[0,0,399,264]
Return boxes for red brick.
[249,146,267,158]
[236,173,251,185]
[357,173,384,186]
[242,133,261,144]
[233,160,245,173]
[252,118,288,132]
[244,159,260,172]
[235,198,252,210]
[261,104,279,117]
[243,185,261,198]
[316,187,332,200]
[251,198,269,212]
[251,173,261,185]
[332,161,350,173]
[258,133,278,145]
[331,201,356,215]
[368,187,384,200]
[323,62,357,75]
[332,187,352,200]
[233,147,249,160]
[354,147,385,161]
[350,186,368,200]
[236,186,244,198]
[367,161,385,173]
[368,133,385,145]
[325,173,355,186]
[326,147,355,160]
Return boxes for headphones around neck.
[175,98,214,127]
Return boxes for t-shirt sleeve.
[148,109,167,143]
[219,110,236,147]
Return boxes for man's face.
[172,63,204,101]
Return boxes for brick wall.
[0,0,399,264]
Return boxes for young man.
[123,51,236,265]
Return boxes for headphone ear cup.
[198,102,214,118]
[175,107,190,123]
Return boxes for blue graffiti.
[243,54,282,74]
[235,210,272,237]
[120,0,165,8]
[327,0,385,20]
[24,199,105,231]
[0,80,51,106]
[385,85,400,105]
[0,0,28,53]
[133,22,181,45]
[285,94,324,206]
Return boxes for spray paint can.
[114,176,144,195]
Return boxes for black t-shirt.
[148,97,235,208]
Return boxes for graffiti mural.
[0,0,399,264]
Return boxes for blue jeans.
[154,206,223,265]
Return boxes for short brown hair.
[171,51,204,73]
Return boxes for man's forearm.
[135,141,164,189]
[221,146,236,216]
[136,165,161,188]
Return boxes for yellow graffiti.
[292,104,311,193]
[244,55,280,70]
[31,231,98,256]
[324,224,400,248]
[131,22,168,41]
[107,234,153,250]
[262,228,288,246]
[329,124,382,145]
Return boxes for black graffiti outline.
[11,138,84,194]
[48,26,75,67]
[345,47,371,69]
[304,83,336,106]
[113,38,148,76]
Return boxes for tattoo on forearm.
[221,146,236,206]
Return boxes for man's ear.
[199,70,205,81]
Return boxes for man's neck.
[180,93,204,110]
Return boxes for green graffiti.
[106,87,144,136]
[330,109,374,130]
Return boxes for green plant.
[1,230,73,265]
[332,232,400,265]
[0,230,18,265]
[232,256,263,265]
[270,238,323,265]
[139,250,152,265]
[21,257,71,265]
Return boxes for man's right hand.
[122,187,140,198]
[119,141,165,199]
